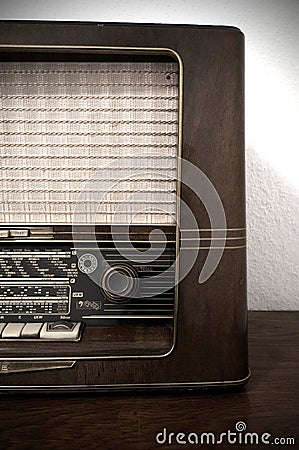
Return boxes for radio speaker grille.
[0,60,179,224]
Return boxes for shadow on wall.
[246,146,299,310]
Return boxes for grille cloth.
[0,61,179,224]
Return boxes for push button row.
[0,229,29,238]
[0,322,41,338]
[0,228,54,239]
[0,321,81,340]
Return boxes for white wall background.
[0,0,298,310]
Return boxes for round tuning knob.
[100,264,139,302]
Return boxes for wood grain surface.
[0,311,297,449]
[0,22,248,387]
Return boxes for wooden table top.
[0,311,298,449]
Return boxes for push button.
[21,323,43,338]
[1,323,25,338]
[40,321,81,341]
[29,227,54,238]
[10,229,29,238]
[0,230,9,238]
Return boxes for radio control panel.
[0,241,176,332]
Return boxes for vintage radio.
[0,21,248,392]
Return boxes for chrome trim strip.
[181,236,246,240]
[180,228,246,231]
[0,42,182,361]
[0,360,75,374]
[182,245,247,250]
[0,372,251,389]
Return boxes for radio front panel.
[0,47,180,359]
[0,240,175,323]
[0,22,248,390]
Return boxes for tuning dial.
[78,253,98,274]
[100,264,139,302]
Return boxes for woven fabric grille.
[0,61,179,224]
